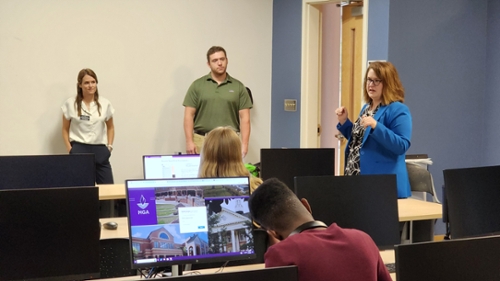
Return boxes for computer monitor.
[143,154,201,179]
[443,165,500,239]
[125,176,256,270]
[0,186,100,281]
[294,174,400,250]
[0,154,95,190]
[260,148,335,193]
[395,235,500,281]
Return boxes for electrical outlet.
[284,99,297,112]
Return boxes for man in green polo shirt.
[183,46,253,157]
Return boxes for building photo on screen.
[125,177,255,269]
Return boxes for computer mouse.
[103,221,118,230]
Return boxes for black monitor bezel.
[0,186,100,281]
[443,165,500,239]
[395,235,500,281]
[125,176,256,269]
[0,154,96,190]
[260,148,335,193]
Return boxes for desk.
[187,251,396,280]
[97,187,443,222]
[99,217,396,280]
[398,198,442,221]
[100,217,129,239]
[398,198,442,244]
[98,184,126,200]
[100,211,441,238]
[97,264,267,281]
[98,184,126,217]
[94,253,396,280]
[380,250,396,280]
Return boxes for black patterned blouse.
[345,104,381,175]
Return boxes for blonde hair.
[199,126,262,193]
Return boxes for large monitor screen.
[260,148,335,192]
[0,186,100,281]
[125,177,255,269]
[143,154,201,179]
[294,174,400,250]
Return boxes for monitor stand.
[171,265,182,276]
[160,265,183,278]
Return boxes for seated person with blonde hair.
[198,126,262,193]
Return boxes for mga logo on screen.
[137,194,150,215]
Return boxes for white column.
[231,230,238,251]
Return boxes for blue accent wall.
[484,0,500,165]
[270,0,302,148]
[387,0,488,234]
[367,0,390,60]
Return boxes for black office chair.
[250,228,268,263]
[403,162,441,243]
[406,162,440,203]
[100,238,137,278]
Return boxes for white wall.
[0,0,272,183]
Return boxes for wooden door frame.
[300,0,369,149]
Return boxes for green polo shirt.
[183,73,253,133]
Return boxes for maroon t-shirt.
[265,223,392,281]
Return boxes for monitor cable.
[215,261,230,273]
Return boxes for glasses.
[367,78,382,86]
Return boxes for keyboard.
[385,263,396,273]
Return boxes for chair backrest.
[406,162,440,203]
[252,228,268,264]
[100,238,136,278]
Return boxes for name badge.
[80,115,90,121]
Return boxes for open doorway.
[301,0,368,175]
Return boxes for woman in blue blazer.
[336,62,412,198]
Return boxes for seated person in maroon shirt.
[248,178,391,281]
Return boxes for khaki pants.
[193,133,205,154]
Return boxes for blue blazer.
[337,102,412,198]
